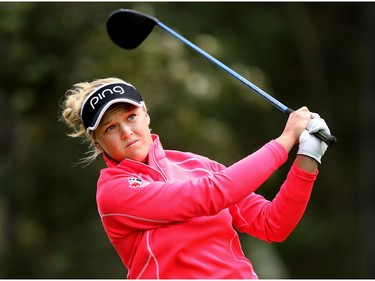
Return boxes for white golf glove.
[297,113,330,164]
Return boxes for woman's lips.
[126,139,138,148]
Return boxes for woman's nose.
[120,124,132,139]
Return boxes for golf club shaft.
[157,21,337,147]
[158,22,288,113]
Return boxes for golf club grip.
[285,108,337,147]
[314,129,337,147]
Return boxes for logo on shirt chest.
[127,176,150,188]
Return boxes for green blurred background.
[1,2,374,278]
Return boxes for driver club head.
[107,9,158,49]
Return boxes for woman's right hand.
[275,106,312,153]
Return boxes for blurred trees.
[0,2,373,278]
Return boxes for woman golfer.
[61,77,330,279]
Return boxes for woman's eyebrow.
[98,117,114,129]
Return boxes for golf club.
[106,9,337,147]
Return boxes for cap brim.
[86,98,144,133]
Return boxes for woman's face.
[94,104,153,163]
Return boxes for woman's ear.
[143,107,151,126]
[94,142,103,151]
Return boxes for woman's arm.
[230,160,318,242]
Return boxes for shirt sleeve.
[97,140,288,232]
[230,160,318,243]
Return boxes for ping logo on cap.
[80,82,144,132]
[89,84,127,110]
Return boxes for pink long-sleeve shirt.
[96,134,318,279]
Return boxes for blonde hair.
[60,77,137,164]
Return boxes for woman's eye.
[128,114,136,121]
[105,125,116,132]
